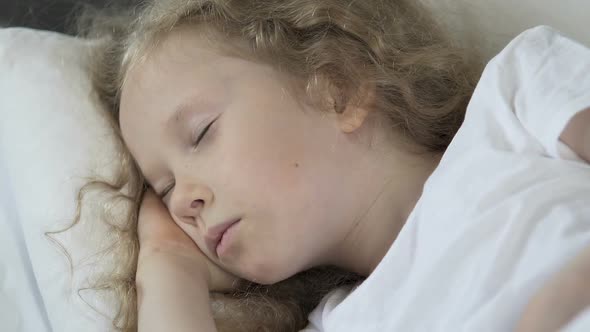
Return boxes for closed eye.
[193,118,217,148]
[159,182,175,199]
[159,117,219,199]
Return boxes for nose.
[170,182,213,227]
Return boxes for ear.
[337,104,370,133]
[334,84,374,133]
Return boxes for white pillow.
[0,28,117,332]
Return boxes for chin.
[239,260,297,285]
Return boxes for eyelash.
[159,118,217,198]
[192,118,216,148]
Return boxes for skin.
[560,108,590,163]
[135,190,219,331]
[515,245,590,332]
[119,26,442,285]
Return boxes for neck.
[329,149,442,277]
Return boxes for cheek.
[210,114,344,280]
[216,119,309,207]
[231,168,331,283]
[215,140,321,279]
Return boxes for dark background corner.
[0,0,137,34]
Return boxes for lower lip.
[216,220,240,257]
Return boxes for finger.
[137,189,182,244]
[209,265,241,292]
[139,189,169,222]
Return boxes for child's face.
[119,28,377,283]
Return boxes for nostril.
[181,216,198,227]
[191,199,203,209]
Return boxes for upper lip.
[204,218,240,257]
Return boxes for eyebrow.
[166,102,192,132]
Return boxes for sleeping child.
[67,0,590,330]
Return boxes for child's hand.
[136,189,239,292]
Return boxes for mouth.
[205,219,241,258]
[215,220,240,257]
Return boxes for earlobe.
[338,106,370,133]
[333,82,375,133]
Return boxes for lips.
[205,218,240,257]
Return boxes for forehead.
[118,25,266,127]
[118,25,295,135]
[121,28,227,101]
